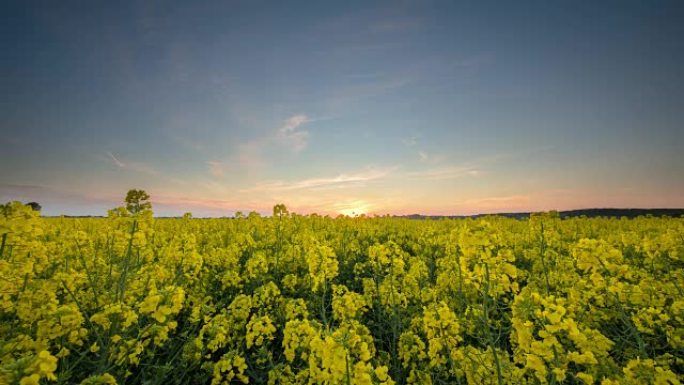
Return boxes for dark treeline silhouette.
[400,208,684,220]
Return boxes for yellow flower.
[307,243,339,292]
[526,354,547,381]
[79,373,118,385]
[332,285,367,321]
[246,315,276,348]
[575,372,594,384]
[20,374,40,385]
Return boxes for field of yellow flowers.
[1,201,682,384]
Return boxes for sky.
[2,1,683,216]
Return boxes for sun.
[338,207,368,217]
[335,200,372,217]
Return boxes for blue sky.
[2,1,683,216]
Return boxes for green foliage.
[273,204,288,219]
[125,189,152,215]
[26,202,42,212]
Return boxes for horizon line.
[36,207,684,219]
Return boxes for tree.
[26,202,42,212]
[273,203,289,219]
[125,189,152,215]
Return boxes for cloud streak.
[107,152,125,168]
[278,114,311,152]
[104,152,159,175]
[406,166,480,180]
[243,158,481,203]
[244,167,395,192]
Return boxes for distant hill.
[400,208,684,220]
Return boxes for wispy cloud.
[213,114,314,175]
[278,114,311,152]
[244,166,395,192]
[206,161,226,177]
[407,166,480,180]
[402,135,419,147]
[280,114,310,132]
[107,152,125,168]
[104,151,160,176]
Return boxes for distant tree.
[183,212,192,219]
[1,201,38,218]
[273,203,288,219]
[107,206,129,218]
[125,189,152,215]
[26,202,42,212]
[1,202,19,217]
[234,211,245,219]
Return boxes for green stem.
[345,351,352,385]
[118,220,137,302]
[539,221,551,295]
[0,233,7,259]
[77,243,100,308]
[482,264,504,385]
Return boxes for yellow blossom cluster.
[0,201,683,384]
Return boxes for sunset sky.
[2,1,683,216]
